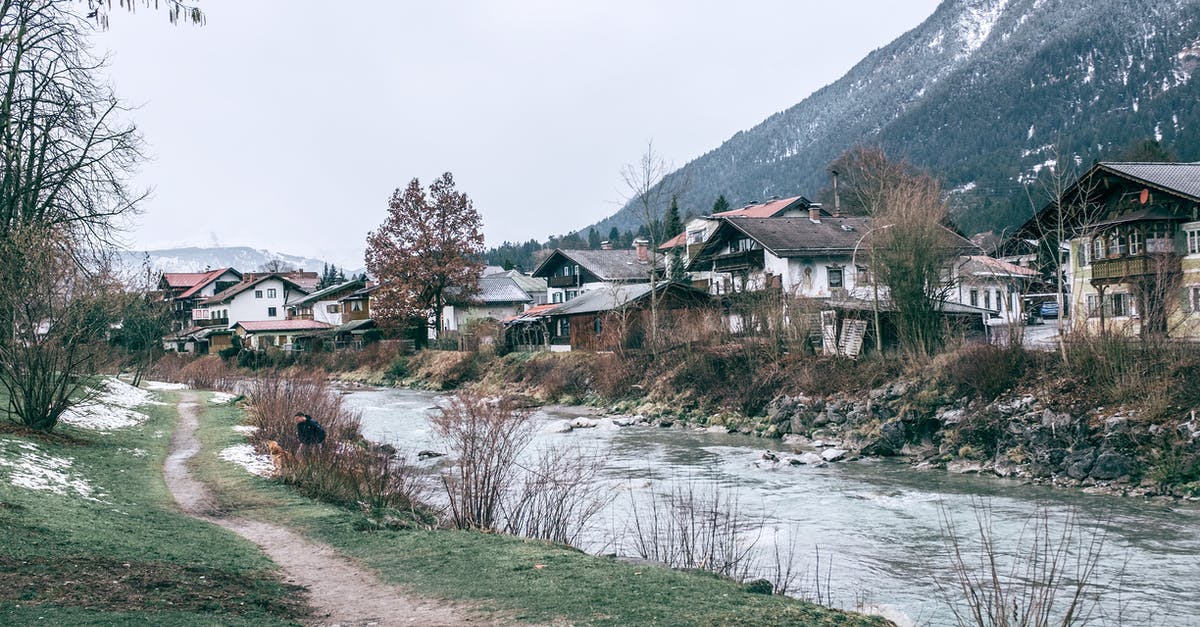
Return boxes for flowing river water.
[342,387,1200,626]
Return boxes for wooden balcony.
[712,248,764,273]
[195,317,228,328]
[1091,253,1180,284]
[547,275,580,288]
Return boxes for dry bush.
[244,371,361,451]
[935,502,1113,627]
[934,343,1031,402]
[146,352,191,383]
[406,350,479,389]
[502,447,613,546]
[625,481,765,582]
[432,392,537,530]
[176,355,236,391]
[283,445,433,529]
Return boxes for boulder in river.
[798,452,825,465]
[821,448,847,462]
[570,417,597,429]
[543,420,573,434]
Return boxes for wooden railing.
[547,275,580,288]
[712,248,764,272]
[1091,253,1180,282]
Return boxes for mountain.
[588,0,1200,238]
[116,246,365,279]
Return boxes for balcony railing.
[547,275,580,288]
[712,248,764,273]
[1091,253,1180,283]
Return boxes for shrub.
[935,343,1028,402]
[175,355,235,390]
[218,346,240,361]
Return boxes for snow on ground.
[232,425,259,435]
[209,392,238,405]
[143,380,188,391]
[0,438,105,502]
[219,444,274,477]
[58,378,162,430]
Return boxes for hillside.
[115,246,365,280]
[588,0,1200,237]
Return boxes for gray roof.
[722,216,873,256]
[475,276,533,304]
[497,269,547,294]
[549,283,655,316]
[533,249,662,281]
[289,279,365,307]
[1101,162,1200,201]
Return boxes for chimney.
[831,169,842,216]
[634,238,650,262]
[600,240,613,250]
[809,206,821,223]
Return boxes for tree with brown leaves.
[365,173,484,340]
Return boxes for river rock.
[543,420,573,434]
[798,452,825,465]
[821,448,847,462]
[1065,448,1096,480]
[570,417,597,429]
[1090,451,1132,481]
[761,451,780,463]
[938,408,967,425]
[782,434,810,447]
[947,460,984,474]
[611,415,638,427]
[594,418,620,431]
[707,425,730,434]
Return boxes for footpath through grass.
[194,399,890,626]
[0,389,305,626]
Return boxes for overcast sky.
[97,0,941,268]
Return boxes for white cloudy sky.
[97,1,940,268]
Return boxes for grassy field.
[0,390,305,626]
[194,399,890,626]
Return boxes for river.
[342,387,1200,626]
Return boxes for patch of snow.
[1027,124,1035,141]
[218,444,274,477]
[232,425,259,435]
[209,392,237,405]
[1155,123,1163,142]
[0,439,105,501]
[59,378,159,430]
[955,0,1008,58]
[143,381,188,391]
[1132,99,1139,113]
[950,182,978,194]
[117,447,148,458]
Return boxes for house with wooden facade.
[286,279,366,326]
[157,268,242,331]
[1016,161,1200,339]
[539,282,711,351]
[232,319,333,351]
[531,244,663,305]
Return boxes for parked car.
[1038,302,1059,319]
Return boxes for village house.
[441,274,536,334]
[950,256,1041,325]
[157,268,242,331]
[199,273,311,328]
[529,282,710,351]
[490,268,549,305]
[1016,161,1200,339]
[531,243,664,304]
[232,319,333,351]
[286,278,366,326]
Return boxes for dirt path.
[165,392,482,626]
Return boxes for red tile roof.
[162,272,214,288]
[235,320,333,332]
[715,196,807,219]
[658,231,687,251]
[178,268,237,299]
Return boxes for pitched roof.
[474,276,533,304]
[1099,162,1200,201]
[498,270,547,294]
[177,268,240,299]
[960,256,1039,279]
[202,274,309,305]
[235,320,333,332]
[715,195,816,219]
[531,249,662,281]
[719,216,874,256]
[549,284,655,316]
[658,231,687,251]
[162,271,220,289]
[288,279,366,307]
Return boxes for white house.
[285,279,366,326]
[531,245,663,304]
[948,256,1040,325]
[442,275,534,333]
[200,273,311,328]
[157,267,243,330]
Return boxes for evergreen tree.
[712,194,730,214]
[665,196,685,283]
[336,266,347,282]
[587,227,601,249]
[608,227,620,246]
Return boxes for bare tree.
[0,227,116,431]
[620,141,682,352]
[823,146,922,216]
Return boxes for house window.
[593,316,603,335]
[1107,232,1126,258]
[1092,237,1105,261]
[1128,229,1143,255]
[1186,286,1200,313]
[687,229,705,245]
[1187,227,1200,255]
[995,290,1003,311]
[350,300,363,312]
[856,265,870,284]
[1090,293,1132,318]
[565,290,578,301]
[1080,240,1091,267]
[732,237,754,253]
[1110,293,1129,317]
[255,290,263,298]
[827,266,843,289]
[268,307,277,317]
[983,290,991,310]
[552,292,563,304]
[1086,294,1101,318]
[969,289,978,307]
[267,288,277,298]
[1148,223,1173,253]
[556,318,570,337]
[326,304,340,314]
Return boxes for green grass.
[0,389,303,625]
[194,399,890,626]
